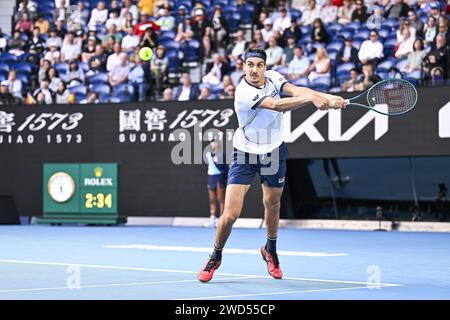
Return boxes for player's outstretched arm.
[258,84,346,112]
[281,83,346,110]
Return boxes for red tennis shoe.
[260,246,283,279]
[197,257,221,283]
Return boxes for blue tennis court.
[1,225,449,300]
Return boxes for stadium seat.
[0,53,18,63]
[273,66,289,75]
[290,77,309,87]
[311,77,331,87]
[376,60,395,73]
[405,70,422,81]
[0,63,9,74]
[69,85,88,96]
[16,73,29,84]
[89,72,109,84]
[113,83,133,95]
[337,62,355,75]
[328,51,337,61]
[395,59,408,71]
[54,63,69,75]
[326,41,344,53]
[159,32,176,42]
[327,23,343,34]
[91,84,111,95]
[112,91,134,102]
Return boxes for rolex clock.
[43,164,80,214]
[48,172,76,203]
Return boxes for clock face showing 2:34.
[48,172,76,203]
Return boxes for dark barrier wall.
[0,86,449,217]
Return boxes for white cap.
[195,9,204,16]
[264,18,272,25]
[1,80,9,86]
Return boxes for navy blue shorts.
[208,174,227,189]
[227,143,288,188]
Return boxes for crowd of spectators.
[0,0,449,105]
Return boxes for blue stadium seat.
[69,85,88,96]
[91,84,111,95]
[273,66,289,75]
[353,30,370,41]
[0,53,18,63]
[16,73,29,84]
[327,23,343,34]
[338,30,353,40]
[405,70,421,80]
[337,62,355,75]
[78,62,89,73]
[345,22,361,32]
[376,60,395,73]
[159,31,176,42]
[395,59,408,71]
[378,29,390,39]
[112,91,134,102]
[352,40,362,50]
[74,93,87,103]
[89,72,109,84]
[113,83,133,95]
[99,94,111,103]
[326,41,344,53]
[0,63,9,73]
[161,40,180,51]
[311,77,331,87]
[328,51,337,61]
[290,77,309,87]
[55,63,69,75]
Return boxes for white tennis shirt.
[233,70,288,155]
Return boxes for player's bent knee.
[263,199,281,212]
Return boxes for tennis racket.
[344,79,418,116]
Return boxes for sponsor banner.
[1,86,449,217]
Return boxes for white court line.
[103,244,348,257]
[0,259,402,287]
[176,286,382,300]
[0,276,259,294]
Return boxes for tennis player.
[198,48,346,282]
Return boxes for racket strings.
[368,80,417,114]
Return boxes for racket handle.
[344,99,350,105]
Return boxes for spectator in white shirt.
[300,0,321,26]
[287,46,311,80]
[44,41,61,65]
[395,28,415,59]
[230,58,245,87]
[358,30,384,68]
[321,0,338,24]
[60,32,81,62]
[121,27,140,52]
[229,30,248,62]
[261,19,275,42]
[291,0,309,11]
[106,42,122,72]
[7,70,23,100]
[106,9,125,30]
[265,36,283,69]
[109,53,130,87]
[273,6,291,33]
[46,28,62,49]
[337,0,355,24]
[88,1,108,27]
[121,0,139,25]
